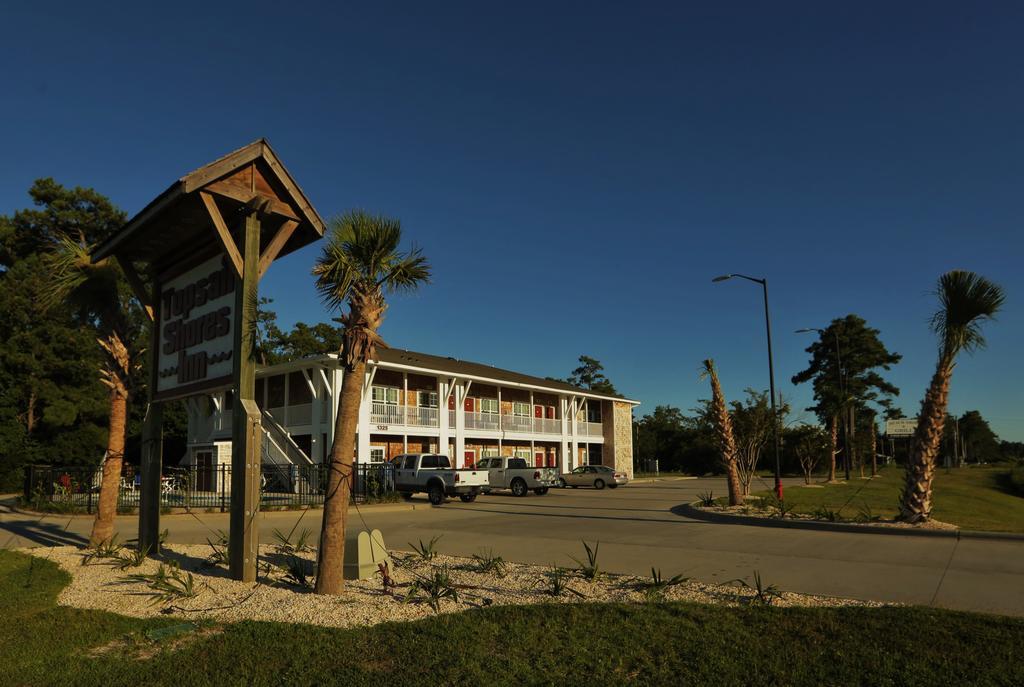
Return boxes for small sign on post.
[885,419,918,437]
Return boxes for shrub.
[731,570,782,606]
[404,566,459,612]
[571,540,601,581]
[470,549,507,577]
[409,535,442,562]
[1007,465,1024,496]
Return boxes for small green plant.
[272,527,313,554]
[855,502,881,523]
[639,567,690,599]
[409,535,442,562]
[122,562,200,606]
[571,540,601,581]
[404,566,459,612]
[731,570,782,606]
[763,493,797,519]
[470,549,507,577]
[81,536,123,566]
[113,544,151,570]
[280,555,312,588]
[538,565,584,598]
[812,506,843,522]
[205,530,229,566]
[697,491,716,507]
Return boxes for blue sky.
[3,2,1022,439]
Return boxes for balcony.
[367,403,602,437]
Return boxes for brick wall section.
[601,401,634,478]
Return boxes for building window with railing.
[372,387,399,405]
[479,398,498,415]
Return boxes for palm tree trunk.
[89,388,127,547]
[315,358,365,594]
[900,352,954,522]
[704,361,743,506]
[828,414,838,482]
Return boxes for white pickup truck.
[477,456,559,496]
[392,453,489,505]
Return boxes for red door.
[534,405,543,418]
[464,451,475,469]
[546,406,555,419]
[535,452,544,467]
[448,396,456,411]
[464,397,474,412]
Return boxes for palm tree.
[700,360,743,506]
[44,235,139,547]
[312,210,430,595]
[899,271,1004,522]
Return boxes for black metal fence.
[23,463,395,514]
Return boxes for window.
[507,458,528,469]
[288,371,312,405]
[434,455,451,468]
[482,448,500,458]
[369,447,385,464]
[402,455,418,469]
[372,387,399,405]
[479,398,498,414]
[418,391,438,408]
[266,375,285,407]
[512,402,531,417]
[572,467,586,474]
[514,448,531,460]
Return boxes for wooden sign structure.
[92,140,324,581]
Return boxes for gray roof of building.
[373,348,637,404]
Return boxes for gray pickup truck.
[478,456,559,496]
[393,453,489,505]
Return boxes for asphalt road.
[4,477,1023,616]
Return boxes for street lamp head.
[712,274,733,283]
[795,328,817,334]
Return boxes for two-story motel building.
[185,348,639,479]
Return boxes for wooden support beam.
[116,256,154,321]
[200,191,244,278]
[203,178,301,221]
[258,219,298,279]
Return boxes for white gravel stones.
[23,543,886,629]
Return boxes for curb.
[632,476,699,483]
[675,503,1024,542]
[4,501,418,519]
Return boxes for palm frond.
[930,270,1006,355]
[41,233,121,317]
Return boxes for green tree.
[792,315,901,481]
[900,271,1005,522]
[727,389,790,495]
[312,210,430,595]
[566,356,618,395]
[0,180,125,491]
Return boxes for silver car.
[558,465,629,490]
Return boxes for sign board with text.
[885,419,918,437]
[155,254,237,400]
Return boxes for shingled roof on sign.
[92,138,325,273]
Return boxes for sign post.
[90,139,324,580]
[229,208,262,581]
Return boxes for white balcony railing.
[576,421,604,437]
[289,403,312,426]
[535,417,561,434]
[407,407,438,427]
[502,414,534,433]
[371,402,405,426]
[465,411,500,431]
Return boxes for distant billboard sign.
[885,419,917,437]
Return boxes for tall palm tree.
[900,271,1004,522]
[700,360,743,506]
[44,235,139,547]
[312,210,430,595]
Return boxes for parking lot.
[4,477,1024,616]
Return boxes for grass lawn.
[756,466,1024,533]
[3,550,1024,686]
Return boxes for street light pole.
[713,273,784,500]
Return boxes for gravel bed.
[695,503,958,530]
[22,543,886,629]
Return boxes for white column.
[560,396,571,473]
[497,386,503,433]
[529,390,535,433]
[570,396,579,470]
[402,372,409,426]
[309,370,321,463]
[438,377,450,458]
[357,368,371,465]
[328,367,342,456]
[455,381,466,467]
